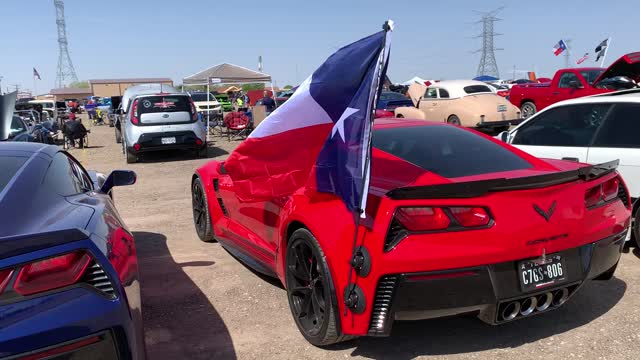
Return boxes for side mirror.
[498,131,510,143]
[569,80,583,89]
[101,170,137,193]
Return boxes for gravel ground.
[68,116,640,360]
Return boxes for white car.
[497,89,640,242]
[188,92,222,116]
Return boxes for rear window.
[463,85,492,94]
[0,156,28,192]
[138,96,191,114]
[379,92,407,101]
[372,125,532,178]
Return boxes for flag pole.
[601,37,612,67]
[343,20,393,316]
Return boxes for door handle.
[562,157,579,162]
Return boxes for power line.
[473,7,504,78]
[54,0,78,88]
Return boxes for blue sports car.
[0,142,144,359]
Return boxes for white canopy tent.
[182,63,275,132]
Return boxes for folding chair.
[223,112,250,141]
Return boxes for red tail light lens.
[585,185,602,208]
[602,178,619,202]
[133,143,141,152]
[189,98,198,121]
[130,99,139,125]
[14,251,91,296]
[0,269,13,294]
[396,207,450,231]
[449,207,491,227]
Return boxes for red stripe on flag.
[224,123,334,202]
[554,48,563,56]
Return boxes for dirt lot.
[68,117,640,360]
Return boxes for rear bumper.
[475,118,524,129]
[367,230,626,336]
[0,287,142,359]
[129,130,205,153]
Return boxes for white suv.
[498,89,640,243]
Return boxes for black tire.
[115,127,122,143]
[395,114,404,118]
[521,102,537,119]
[198,145,208,159]
[192,177,216,242]
[125,145,137,164]
[632,208,640,248]
[447,115,461,126]
[285,228,355,346]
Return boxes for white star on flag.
[332,107,359,141]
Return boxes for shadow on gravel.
[138,146,229,164]
[134,231,236,359]
[346,278,627,360]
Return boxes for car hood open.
[593,52,640,89]
[0,92,17,141]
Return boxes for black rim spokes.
[288,240,326,335]
[192,184,205,231]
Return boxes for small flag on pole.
[33,68,41,80]
[553,40,567,56]
[576,53,589,64]
[595,38,609,62]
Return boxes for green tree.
[69,81,89,88]
[241,83,265,91]
[283,85,293,89]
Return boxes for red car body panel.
[510,52,640,112]
[194,118,630,336]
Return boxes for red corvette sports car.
[191,118,630,345]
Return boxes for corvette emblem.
[533,201,556,222]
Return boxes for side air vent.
[368,275,398,336]
[213,179,220,192]
[82,261,116,298]
[617,183,630,208]
[217,198,229,216]
[384,218,408,252]
[213,179,229,217]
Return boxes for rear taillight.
[0,269,13,293]
[130,99,139,125]
[189,98,198,121]
[396,207,450,231]
[14,251,91,296]
[449,207,491,227]
[585,177,622,209]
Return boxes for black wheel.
[285,228,354,346]
[632,208,640,248]
[125,145,137,164]
[395,114,404,118]
[447,115,461,126]
[115,127,122,143]
[521,102,537,119]
[192,177,216,242]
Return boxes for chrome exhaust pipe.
[536,292,553,312]
[552,288,569,307]
[520,296,537,316]
[501,301,521,321]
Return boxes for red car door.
[551,72,590,104]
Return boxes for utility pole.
[473,7,504,78]
[564,39,572,68]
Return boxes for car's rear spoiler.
[386,160,619,200]
[0,229,89,259]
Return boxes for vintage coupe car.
[191,118,629,345]
[394,80,522,132]
[0,142,143,358]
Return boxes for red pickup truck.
[510,52,640,118]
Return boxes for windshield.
[10,116,27,136]
[580,69,605,85]
[190,93,217,102]
[379,92,407,101]
[0,156,28,192]
[372,125,532,178]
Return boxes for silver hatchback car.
[121,92,207,163]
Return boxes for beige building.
[89,78,174,97]
[49,87,94,102]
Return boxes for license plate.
[497,105,508,112]
[161,137,176,145]
[518,255,566,292]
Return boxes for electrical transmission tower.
[473,7,504,78]
[54,0,78,88]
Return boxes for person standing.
[260,91,276,114]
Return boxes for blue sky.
[0,0,635,94]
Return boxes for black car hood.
[594,52,640,89]
[0,92,17,140]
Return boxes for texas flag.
[224,23,392,215]
[553,40,567,56]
